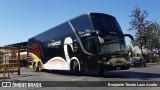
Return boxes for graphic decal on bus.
[28,42,42,68]
[28,42,41,59]
[43,37,79,70]
[43,57,66,70]
[47,40,61,47]
[64,37,73,63]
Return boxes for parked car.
[130,57,146,67]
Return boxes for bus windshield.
[100,39,126,54]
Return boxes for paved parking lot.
[1,63,159,81]
[0,63,160,90]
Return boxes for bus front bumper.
[102,61,130,70]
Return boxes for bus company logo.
[47,40,61,47]
[2,82,11,87]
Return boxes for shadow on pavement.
[46,69,160,80]
[103,71,160,80]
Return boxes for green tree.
[128,7,150,55]
[144,21,160,54]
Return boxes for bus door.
[84,37,98,71]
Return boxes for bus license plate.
[116,67,121,69]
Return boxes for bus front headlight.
[126,61,131,64]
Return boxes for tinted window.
[91,13,123,35]
[34,22,72,42]
[70,14,93,32]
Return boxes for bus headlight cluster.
[107,62,110,65]
[126,61,131,64]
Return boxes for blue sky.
[0,0,159,46]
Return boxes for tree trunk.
[140,44,144,58]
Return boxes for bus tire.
[73,61,80,76]
[38,62,43,72]
[33,63,38,71]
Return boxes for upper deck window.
[70,15,93,32]
[91,13,123,35]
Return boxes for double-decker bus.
[27,13,134,75]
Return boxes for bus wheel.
[73,61,80,76]
[33,63,38,71]
[38,62,42,72]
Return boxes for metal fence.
[0,47,20,78]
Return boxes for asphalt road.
[0,63,160,90]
